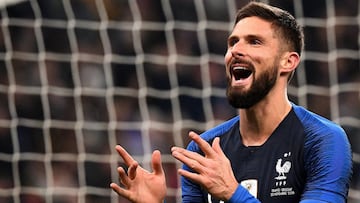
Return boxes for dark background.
[0,0,358,202]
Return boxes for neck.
[238,87,292,147]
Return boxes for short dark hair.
[235,1,304,56]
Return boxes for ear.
[279,51,300,76]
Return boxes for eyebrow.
[227,34,266,43]
[246,34,266,41]
[227,35,237,43]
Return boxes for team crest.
[270,152,296,197]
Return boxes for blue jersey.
[181,104,352,203]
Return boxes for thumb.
[151,150,164,175]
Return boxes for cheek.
[224,50,232,66]
[250,53,272,69]
[224,51,232,76]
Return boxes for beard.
[226,64,278,109]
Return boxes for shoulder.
[292,103,351,158]
[293,104,344,134]
[292,104,348,145]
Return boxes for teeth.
[232,67,252,80]
[233,66,247,71]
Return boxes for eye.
[227,37,238,47]
[250,39,260,45]
[249,38,262,45]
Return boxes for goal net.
[0,0,358,202]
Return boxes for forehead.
[231,16,276,39]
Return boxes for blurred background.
[0,0,358,202]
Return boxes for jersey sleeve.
[227,185,260,203]
[299,109,352,202]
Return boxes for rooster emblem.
[275,158,291,180]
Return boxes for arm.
[110,145,167,203]
[300,120,352,202]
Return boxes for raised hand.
[171,131,238,201]
[110,145,167,203]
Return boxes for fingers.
[171,146,202,165]
[110,182,130,198]
[117,166,131,186]
[115,145,164,177]
[115,145,136,167]
[171,147,208,174]
[187,132,224,157]
[177,167,202,183]
[151,150,164,175]
[171,132,226,175]
[171,131,217,162]
[211,137,225,156]
[172,150,205,171]
[127,162,139,180]
[114,146,139,185]
[110,165,136,199]
[188,131,216,158]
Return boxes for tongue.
[233,68,252,80]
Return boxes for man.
[110,2,352,203]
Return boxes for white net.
[0,0,359,202]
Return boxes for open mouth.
[232,67,253,80]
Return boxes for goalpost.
[0,0,358,203]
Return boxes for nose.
[230,42,245,58]
[231,50,244,58]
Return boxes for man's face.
[224,16,282,109]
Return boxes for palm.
[126,164,166,202]
[110,146,167,203]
